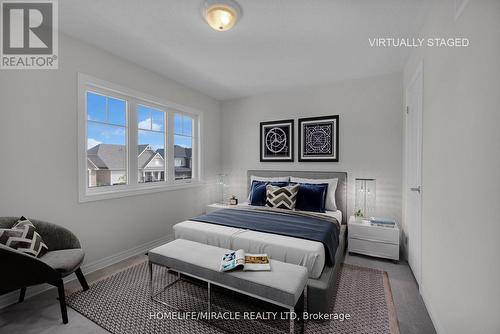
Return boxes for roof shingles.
[87,144,191,171]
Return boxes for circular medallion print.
[265,127,287,153]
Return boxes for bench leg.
[19,287,26,303]
[148,261,153,299]
[150,265,183,309]
[303,285,309,313]
[207,282,211,317]
[302,286,307,333]
[293,286,307,334]
[289,308,295,334]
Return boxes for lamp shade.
[355,178,376,217]
[216,173,228,204]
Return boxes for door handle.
[410,186,421,192]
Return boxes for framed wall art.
[260,119,294,162]
[298,115,339,162]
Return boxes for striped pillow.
[0,217,48,257]
[265,184,299,210]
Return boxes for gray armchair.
[0,217,89,324]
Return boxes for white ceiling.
[60,0,431,101]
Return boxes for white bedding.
[173,205,342,279]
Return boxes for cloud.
[151,123,162,131]
[98,127,125,139]
[138,119,149,129]
[138,118,162,131]
[87,138,102,149]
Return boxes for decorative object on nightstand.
[216,173,228,204]
[369,217,396,228]
[348,215,399,261]
[229,195,238,205]
[354,209,363,221]
[355,178,376,217]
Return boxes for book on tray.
[370,217,396,227]
[220,249,271,272]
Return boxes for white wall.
[404,1,500,333]
[0,34,221,266]
[221,73,403,223]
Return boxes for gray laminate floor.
[0,253,435,334]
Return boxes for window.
[78,74,202,202]
[137,105,166,183]
[86,92,127,188]
[174,113,194,180]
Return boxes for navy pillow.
[249,181,289,206]
[295,183,329,213]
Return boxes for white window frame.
[78,73,204,202]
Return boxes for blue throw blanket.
[191,208,340,266]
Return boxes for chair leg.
[75,267,89,291]
[19,287,26,303]
[56,279,68,324]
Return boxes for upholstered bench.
[148,239,308,333]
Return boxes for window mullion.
[193,114,200,181]
[167,111,175,183]
[164,110,168,183]
[129,98,138,186]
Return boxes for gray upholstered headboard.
[247,170,348,225]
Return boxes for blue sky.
[87,92,193,151]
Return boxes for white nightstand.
[348,216,400,261]
[206,203,232,214]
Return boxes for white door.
[405,62,423,285]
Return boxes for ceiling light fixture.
[203,0,242,32]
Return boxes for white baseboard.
[0,234,174,310]
[419,284,446,334]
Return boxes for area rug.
[67,261,399,334]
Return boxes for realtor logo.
[1,0,58,69]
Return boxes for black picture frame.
[260,119,294,162]
[298,115,339,162]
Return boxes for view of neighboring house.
[138,144,166,183]
[174,145,192,179]
[87,144,192,187]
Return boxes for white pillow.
[248,176,290,200]
[290,177,338,211]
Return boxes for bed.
[173,170,347,314]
